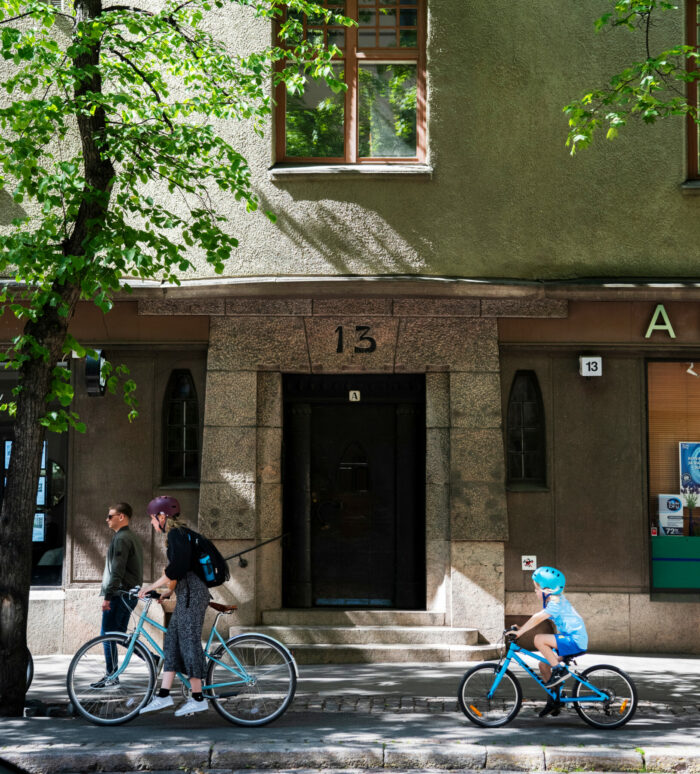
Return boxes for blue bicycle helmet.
[532,566,565,594]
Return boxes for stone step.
[231,625,480,646]
[282,643,502,664]
[261,609,446,627]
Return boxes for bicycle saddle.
[209,602,238,613]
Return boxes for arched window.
[506,371,546,486]
[163,370,200,483]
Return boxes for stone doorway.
[282,374,426,609]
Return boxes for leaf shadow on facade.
[258,190,435,276]
[0,189,26,227]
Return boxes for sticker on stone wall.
[521,555,536,571]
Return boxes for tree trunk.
[0,284,80,716]
[0,0,113,717]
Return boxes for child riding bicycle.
[512,566,588,715]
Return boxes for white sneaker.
[174,697,209,717]
[139,694,174,714]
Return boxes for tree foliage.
[0,0,349,717]
[564,1,698,153]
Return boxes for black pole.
[223,533,286,563]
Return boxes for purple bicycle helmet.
[147,495,180,518]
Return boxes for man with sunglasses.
[93,502,143,688]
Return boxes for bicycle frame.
[491,640,611,704]
[110,597,258,695]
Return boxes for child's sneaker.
[544,665,569,688]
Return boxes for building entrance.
[283,374,425,609]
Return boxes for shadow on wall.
[0,189,27,226]
[258,189,437,276]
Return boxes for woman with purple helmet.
[138,495,211,717]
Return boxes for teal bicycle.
[67,589,297,727]
[458,628,637,729]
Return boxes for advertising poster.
[658,494,684,536]
[32,512,45,542]
[679,442,700,493]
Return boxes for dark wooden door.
[283,374,425,609]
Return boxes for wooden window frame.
[688,1,699,179]
[275,0,427,164]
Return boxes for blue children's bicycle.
[458,628,637,729]
[67,589,297,726]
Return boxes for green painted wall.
[1,2,697,280]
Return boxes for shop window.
[506,371,546,487]
[275,0,426,163]
[163,370,200,484]
[647,361,700,591]
[0,436,66,586]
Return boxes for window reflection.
[359,63,417,158]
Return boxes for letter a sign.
[645,304,676,339]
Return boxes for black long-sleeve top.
[164,527,193,581]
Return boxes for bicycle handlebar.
[120,587,161,600]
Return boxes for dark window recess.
[0,435,67,586]
[163,370,200,483]
[506,371,546,486]
[338,442,370,493]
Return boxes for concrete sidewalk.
[2,652,699,773]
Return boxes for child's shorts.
[554,634,586,658]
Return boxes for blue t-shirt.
[543,594,588,650]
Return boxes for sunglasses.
[106,513,120,520]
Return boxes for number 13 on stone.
[335,325,377,354]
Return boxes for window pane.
[328,28,346,49]
[379,7,396,25]
[286,66,345,157]
[358,30,376,47]
[400,9,417,25]
[359,63,417,158]
[167,452,184,478]
[184,453,199,477]
[399,29,417,47]
[167,427,183,451]
[168,402,184,425]
[358,9,376,24]
[378,30,397,47]
[185,401,198,424]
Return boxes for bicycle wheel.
[572,665,637,729]
[206,633,297,726]
[26,648,33,691]
[67,634,155,725]
[458,662,522,727]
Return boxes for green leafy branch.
[564,1,699,153]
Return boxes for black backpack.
[185,528,230,587]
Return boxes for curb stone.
[384,743,486,769]
[1,745,211,774]
[5,744,700,772]
[486,746,545,771]
[544,747,644,772]
[646,746,700,773]
[210,743,384,770]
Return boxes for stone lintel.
[138,298,225,316]
[481,297,568,318]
